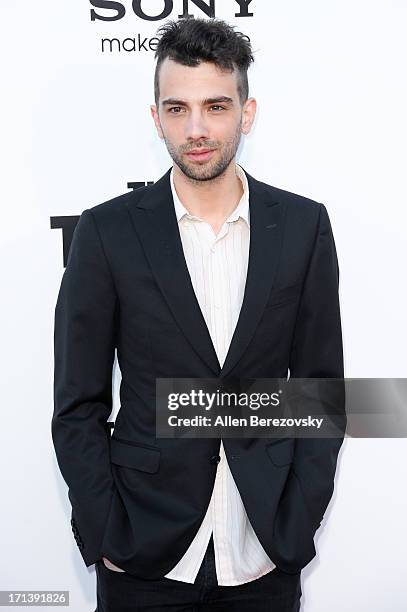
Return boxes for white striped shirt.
[164,163,276,586]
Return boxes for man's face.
[150,57,256,181]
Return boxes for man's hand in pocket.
[102,556,126,572]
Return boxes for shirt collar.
[170,163,250,228]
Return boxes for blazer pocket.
[265,438,294,467]
[265,282,302,309]
[110,437,161,474]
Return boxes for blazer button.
[209,455,221,465]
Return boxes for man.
[52,16,345,612]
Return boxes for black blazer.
[52,166,345,578]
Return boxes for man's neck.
[172,161,244,229]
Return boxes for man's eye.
[168,106,225,113]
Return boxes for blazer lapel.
[126,166,286,379]
[220,172,286,378]
[127,168,221,375]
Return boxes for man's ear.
[150,104,164,139]
[241,97,257,135]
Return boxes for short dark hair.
[153,17,254,108]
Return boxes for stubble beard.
[162,123,242,184]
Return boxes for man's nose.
[184,110,210,141]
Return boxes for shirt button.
[209,455,221,465]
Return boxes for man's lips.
[185,149,216,161]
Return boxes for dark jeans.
[95,534,302,611]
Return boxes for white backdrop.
[1,1,406,610]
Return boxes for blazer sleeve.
[288,202,346,532]
[52,208,118,567]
